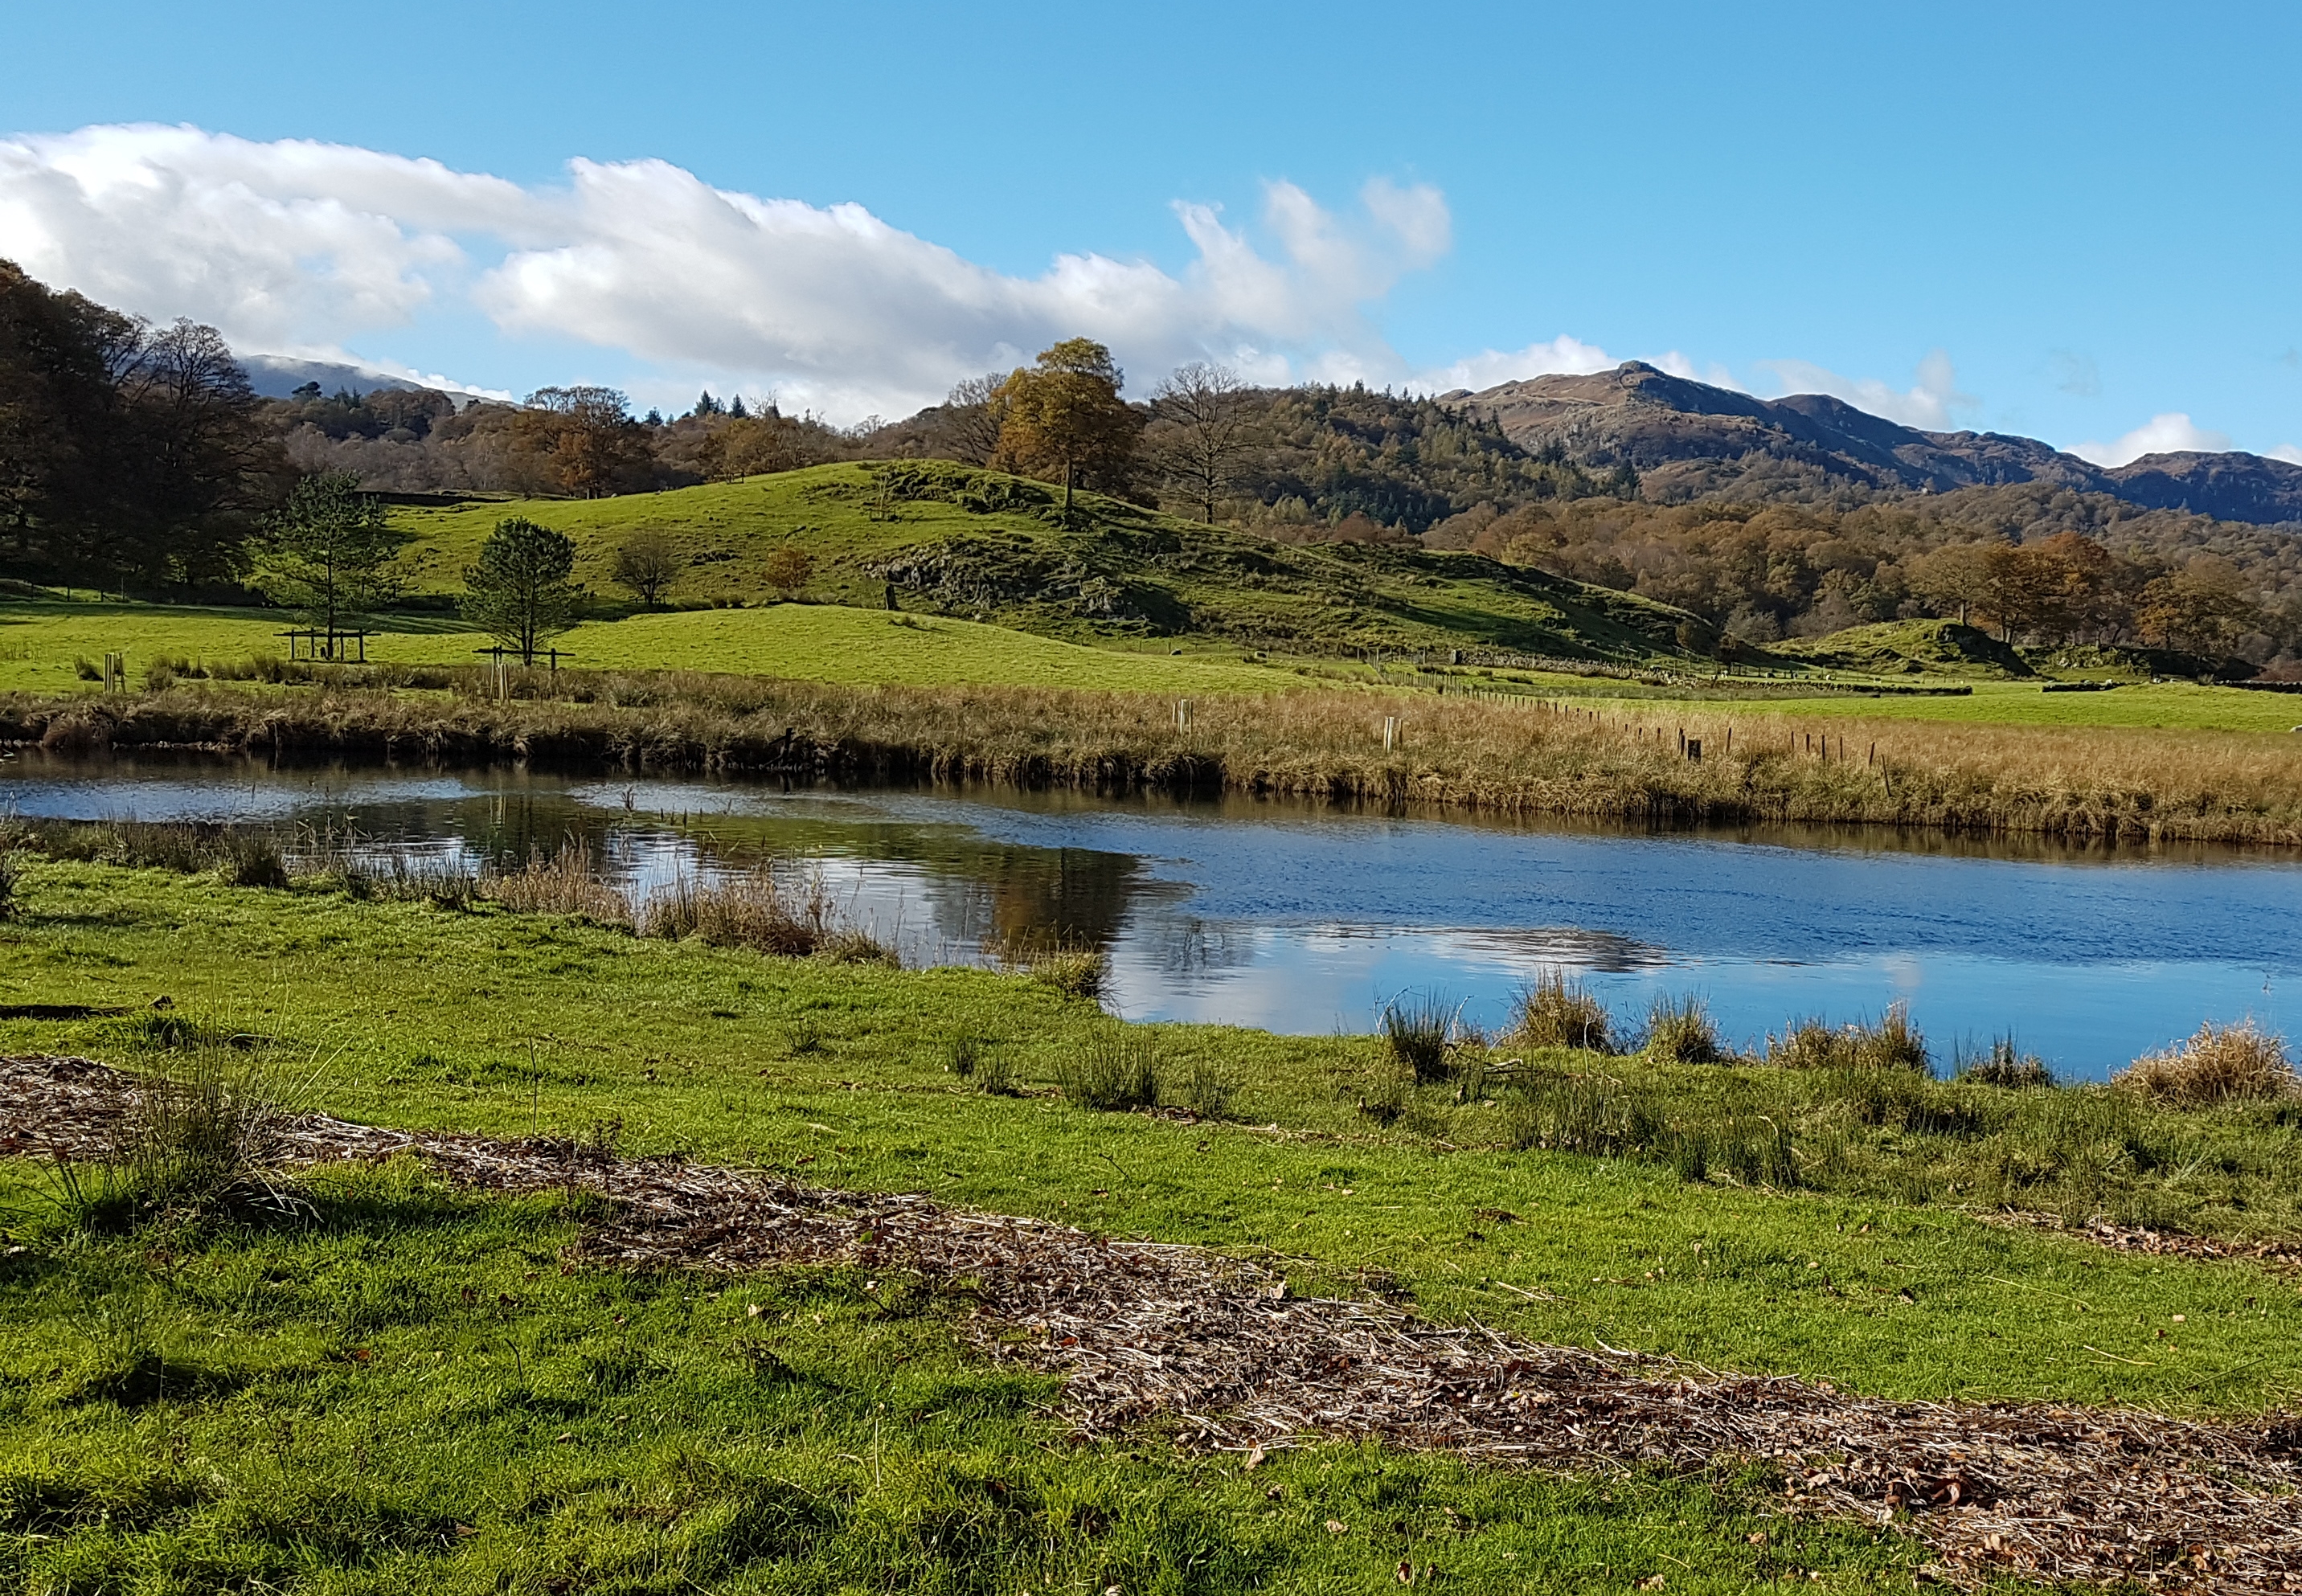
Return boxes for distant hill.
[1452,362,2302,525]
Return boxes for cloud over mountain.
[0,124,1476,418]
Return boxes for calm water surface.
[4,753,2296,1078]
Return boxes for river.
[4,752,2294,1078]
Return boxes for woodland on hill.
[3,257,2299,665]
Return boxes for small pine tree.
[251,471,411,645]
[729,395,748,419]
[461,518,584,664]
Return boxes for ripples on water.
[4,751,2295,1078]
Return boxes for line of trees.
[1,261,290,589]
[1451,492,2297,664]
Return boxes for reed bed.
[14,670,2302,843]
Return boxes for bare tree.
[936,373,1010,464]
[1148,362,1255,523]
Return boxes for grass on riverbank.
[0,857,2296,1413]
[13,670,2302,845]
[383,462,1699,661]
[4,851,2298,1591]
[0,1156,1916,1595]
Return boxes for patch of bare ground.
[1989,1209,2302,1271]
[6,1054,2298,1593]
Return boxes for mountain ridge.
[1449,362,2302,525]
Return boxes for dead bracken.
[5,1053,2298,1594]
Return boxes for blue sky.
[5,0,2300,460]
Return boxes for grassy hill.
[388,462,1702,663]
[1767,619,2032,678]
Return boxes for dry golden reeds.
[638,870,890,963]
[2116,1020,2299,1105]
[17,673,2302,845]
[479,839,631,921]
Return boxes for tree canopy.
[0,259,288,588]
[250,471,410,639]
[461,518,584,664]
[992,339,1142,511]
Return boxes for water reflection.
[2,750,2294,1077]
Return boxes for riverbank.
[3,857,2297,1591]
[12,672,2302,845]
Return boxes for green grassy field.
[2,859,2296,1590]
[14,591,2302,734]
[0,598,1282,697]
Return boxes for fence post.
[1383,715,1398,751]
[1175,698,1191,730]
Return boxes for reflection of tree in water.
[459,792,623,872]
[1144,917,1260,978]
[625,824,1153,961]
[977,846,1141,954]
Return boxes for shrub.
[1644,995,1722,1064]
[1380,993,1455,1084]
[1514,971,1613,1053]
[1059,1031,1161,1111]
[2117,1021,2299,1106]
[0,846,20,921]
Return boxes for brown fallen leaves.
[6,1054,2299,1593]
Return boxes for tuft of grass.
[641,870,891,964]
[1356,1062,1413,1126]
[1765,1004,1930,1074]
[1379,992,1456,1084]
[481,838,633,923]
[1009,943,1107,1002]
[1058,1029,1161,1111]
[49,1040,308,1230]
[1178,1055,1236,1120]
[1514,971,1615,1054]
[973,1050,1017,1095]
[1957,1037,2055,1088]
[943,1031,982,1078]
[1644,994,1723,1065]
[2117,1020,2299,1106]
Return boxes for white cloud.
[2268,444,2302,466]
[1649,350,1743,390]
[2070,412,2233,467]
[0,123,1466,421]
[1410,334,1615,394]
[1754,348,1974,430]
